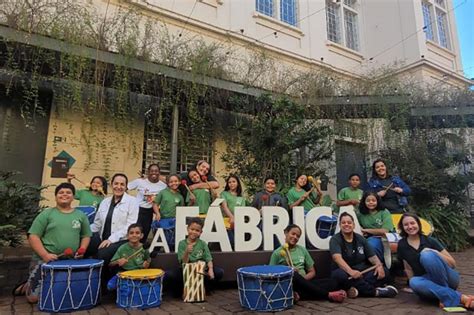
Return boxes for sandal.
[347,287,358,299]
[328,290,347,303]
[293,292,300,303]
[12,281,27,296]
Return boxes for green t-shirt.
[111,243,150,270]
[287,187,317,211]
[154,188,184,218]
[28,207,92,258]
[75,189,103,207]
[357,209,394,232]
[186,188,211,214]
[269,245,314,276]
[337,187,363,212]
[220,191,246,215]
[177,238,212,264]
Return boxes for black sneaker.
[376,285,398,298]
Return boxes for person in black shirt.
[397,213,474,309]
[330,212,397,298]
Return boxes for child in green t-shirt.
[67,172,107,207]
[269,224,346,303]
[153,174,185,220]
[20,182,92,303]
[186,169,211,214]
[336,173,363,213]
[166,217,223,298]
[357,191,394,264]
[107,224,151,290]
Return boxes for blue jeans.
[409,250,461,307]
[367,237,384,264]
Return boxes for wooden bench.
[151,250,332,281]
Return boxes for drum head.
[237,265,293,279]
[42,259,104,269]
[119,268,164,280]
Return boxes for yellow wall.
[40,101,144,207]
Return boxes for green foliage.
[0,171,46,247]
[221,95,333,194]
[378,131,473,251]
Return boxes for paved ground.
[2,248,474,314]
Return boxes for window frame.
[326,0,360,52]
[255,0,299,27]
[422,0,451,50]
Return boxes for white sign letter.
[262,206,289,250]
[234,207,262,252]
[201,206,232,252]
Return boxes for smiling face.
[90,178,103,191]
[127,227,143,245]
[402,216,420,236]
[264,179,276,193]
[55,188,74,207]
[168,175,180,191]
[189,170,201,184]
[147,165,160,183]
[365,194,378,211]
[285,227,301,247]
[227,177,238,192]
[187,222,203,241]
[112,175,127,197]
[197,162,210,176]
[340,215,355,235]
[374,161,387,178]
[296,175,307,188]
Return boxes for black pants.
[137,207,154,244]
[293,273,338,301]
[85,233,127,286]
[165,266,224,298]
[331,267,390,297]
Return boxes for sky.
[453,0,474,81]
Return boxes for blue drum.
[75,206,97,224]
[117,269,164,309]
[237,265,294,312]
[151,218,176,249]
[316,215,338,238]
[39,259,103,313]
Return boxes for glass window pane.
[435,0,445,8]
[280,0,297,26]
[344,9,359,51]
[256,0,274,17]
[436,9,450,48]
[422,2,434,41]
[326,1,342,44]
[344,0,357,9]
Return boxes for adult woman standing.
[368,159,411,214]
[88,173,139,269]
[128,164,167,243]
[397,213,474,309]
[330,212,397,298]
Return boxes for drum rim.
[118,268,164,279]
[237,265,293,278]
[42,259,104,269]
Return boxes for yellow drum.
[198,214,232,229]
[117,269,164,309]
[391,214,434,236]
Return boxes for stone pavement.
[2,248,474,315]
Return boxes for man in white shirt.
[128,164,167,244]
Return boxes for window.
[422,2,434,41]
[256,0,298,27]
[421,0,451,49]
[326,0,360,51]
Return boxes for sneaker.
[347,287,358,299]
[328,290,346,303]
[376,285,398,298]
